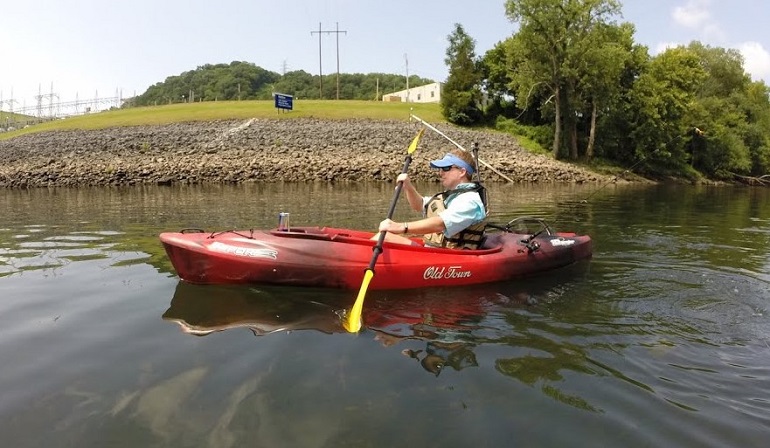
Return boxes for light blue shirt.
[422,183,486,237]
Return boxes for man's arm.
[379,216,446,235]
[398,174,425,212]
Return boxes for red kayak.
[160,219,592,290]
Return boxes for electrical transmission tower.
[35,83,59,118]
[310,22,347,99]
[0,90,18,115]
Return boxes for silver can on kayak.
[278,212,290,231]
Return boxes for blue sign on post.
[274,93,293,112]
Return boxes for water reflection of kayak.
[163,261,589,338]
[162,280,536,337]
[162,268,588,375]
[161,282,348,336]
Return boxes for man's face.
[438,165,467,188]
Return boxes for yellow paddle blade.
[408,128,425,154]
[344,269,374,333]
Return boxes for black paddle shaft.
[368,153,413,271]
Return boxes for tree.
[741,81,770,176]
[442,23,483,125]
[572,22,637,159]
[269,70,317,99]
[129,64,437,106]
[681,42,770,178]
[479,41,514,117]
[625,46,707,174]
[504,0,622,159]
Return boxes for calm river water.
[0,182,768,448]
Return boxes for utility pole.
[311,22,347,100]
[405,54,410,103]
[333,22,346,100]
[311,23,323,99]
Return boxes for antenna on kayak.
[471,142,481,182]
[471,142,489,211]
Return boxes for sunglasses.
[437,166,456,172]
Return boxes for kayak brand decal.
[423,265,472,280]
[550,238,575,247]
[210,241,278,259]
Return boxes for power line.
[310,22,347,99]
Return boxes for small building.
[382,82,442,103]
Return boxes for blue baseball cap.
[429,153,475,175]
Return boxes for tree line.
[442,0,770,181]
[128,61,434,105]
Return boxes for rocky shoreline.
[0,118,614,188]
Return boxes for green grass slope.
[0,100,444,141]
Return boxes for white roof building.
[382,82,443,103]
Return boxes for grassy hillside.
[0,110,35,125]
[0,100,445,141]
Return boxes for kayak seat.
[479,233,503,250]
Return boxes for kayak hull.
[160,226,592,290]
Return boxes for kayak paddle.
[344,127,425,332]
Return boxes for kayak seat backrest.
[479,233,504,250]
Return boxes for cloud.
[672,0,726,45]
[738,42,770,83]
[672,0,712,29]
[702,23,726,43]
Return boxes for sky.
[1,0,769,109]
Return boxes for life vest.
[423,184,488,250]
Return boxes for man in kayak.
[377,149,488,249]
